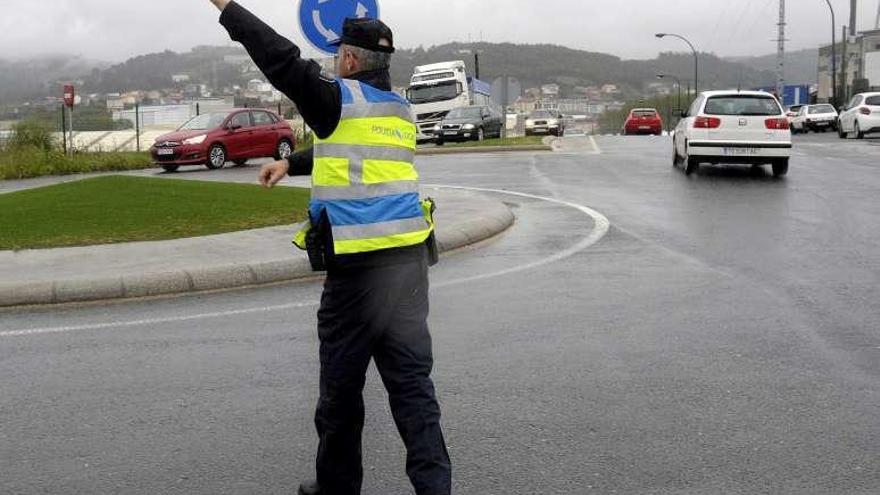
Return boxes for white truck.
[406,60,493,142]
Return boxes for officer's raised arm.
[213,1,341,139]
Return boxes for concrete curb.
[416,144,552,156]
[0,201,515,308]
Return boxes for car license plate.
[639,126,650,130]
[815,122,829,126]
[722,147,757,156]
[444,131,458,136]
[158,148,174,156]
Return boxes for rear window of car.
[632,110,657,117]
[865,96,880,106]
[809,105,835,114]
[704,95,781,116]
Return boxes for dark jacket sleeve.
[287,147,314,176]
[219,1,340,139]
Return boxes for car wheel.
[685,157,699,176]
[838,122,847,138]
[435,139,444,146]
[672,143,683,167]
[161,165,179,173]
[772,158,789,177]
[477,128,485,141]
[275,139,293,160]
[206,144,226,170]
[855,121,865,139]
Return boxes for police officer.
[208,2,451,494]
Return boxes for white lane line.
[2,187,609,337]
[428,185,609,287]
[0,302,317,338]
[589,135,602,154]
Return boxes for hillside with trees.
[726,48,819,85]
[1,42,789,106]
[392,42,779,97]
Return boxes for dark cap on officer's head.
[330,17,395,54]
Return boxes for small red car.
[623,108,664,136]
[151,109,295,172]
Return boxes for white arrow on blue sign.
[298,0,380,55]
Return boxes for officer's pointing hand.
[259,160,290,189]
[209,0,231,11]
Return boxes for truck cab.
[406,60,491,143]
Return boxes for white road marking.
[589,135,602,154]
[428,185,610,287]
[1,187,610,337]
[0,302,318,338]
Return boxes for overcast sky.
[2,0,878,62]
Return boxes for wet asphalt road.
[2,132,879,494]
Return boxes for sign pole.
[61,104,68,155]
[136,103,141,153]
[69,106,74,154]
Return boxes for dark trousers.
[314,252,451,495]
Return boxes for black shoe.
[297,480,322,495]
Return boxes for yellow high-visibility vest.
[294,78,433,256]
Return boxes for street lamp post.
[656,33,699,96]
[823,0,838,107]
[657,74,682,111]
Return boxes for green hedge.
[1,146,153,180]
[1,118,154,180]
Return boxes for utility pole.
[776,0,787,99]
[841,25,849,103]
[474,53,480,80]
[875,0,880,29]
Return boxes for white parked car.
[673,90,792,177]
[525,109,565,137]
[790,104,838,134]
[837,92,880,139]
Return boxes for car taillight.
[693,116,721,129]
[860,107,872,115]
[764,117,789,130]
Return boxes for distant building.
[512,95,540,114]
[818,38,862,102]
[171,74,191,83]
[224,54,258,74]
[814,28,880,102]
[541,84,560,98]
[556,98,594,116]
[247,79,273,93]
[106,93,138,110]
[601,84,620,94]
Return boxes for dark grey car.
[433,106,503,145]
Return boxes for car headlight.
[525,121,535,128]
[462,124,475,130]
[548,120,559,127]
[433,124,441,132]
[183,134,207,145]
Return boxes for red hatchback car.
[151,109,295,172]
[623,108,664,136]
